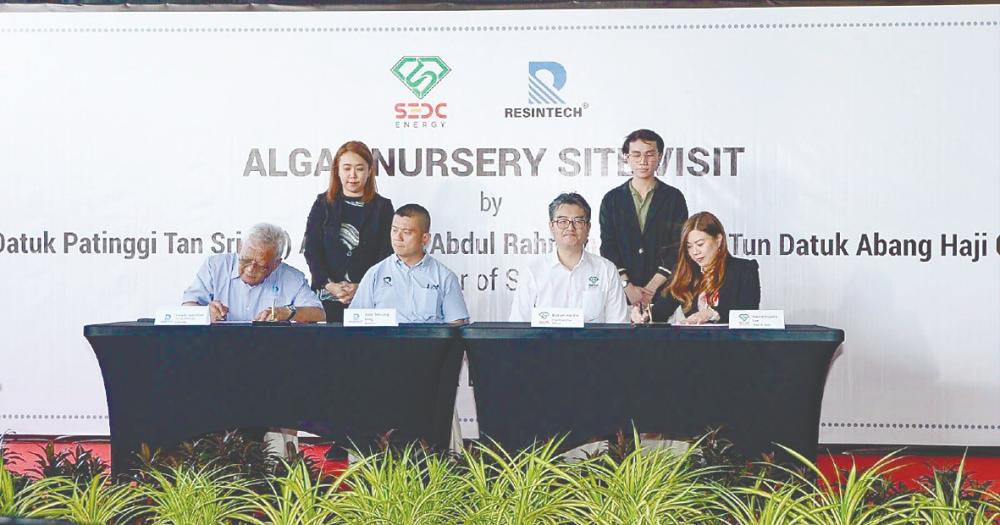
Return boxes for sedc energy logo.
[506,61,588,119]
[391,56,450,99]
[391,56,450,129]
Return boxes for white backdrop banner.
[0,5,998,446]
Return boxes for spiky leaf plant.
[236,460,340,525]
[456,438,582,525]
[710,476,813,525]
[137,465,254,524]
[572,432,721,525]
[40,475,139,525]
[909,454,1000,525]
[769,445,919,525]
[326,444,467,525]
[0,456,65,519]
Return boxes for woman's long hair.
[326,141,379,204]
[665,212,730,311]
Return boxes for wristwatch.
[286,304,297,321]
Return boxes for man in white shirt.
[510,193,629,323]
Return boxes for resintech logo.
[505,61,589,119]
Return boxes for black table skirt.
[87,321,843,472]
[85,322,463,474]
[463,323,843,460]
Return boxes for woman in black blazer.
[634,211,760,324]
[303,141,394,322]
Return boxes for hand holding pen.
[207,293,228,322]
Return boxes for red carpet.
[3,439,999,489]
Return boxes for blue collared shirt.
[181,253,322,321]
[349,253,470,323]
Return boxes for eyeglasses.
[552,218,590,230]
[626,152,660,163]
[239,256,276,271]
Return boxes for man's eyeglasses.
[552,218,590,230]
[627,152,660,162]
[239,257,276,271]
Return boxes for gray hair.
[547,192,592,222]
[243,223,291,260]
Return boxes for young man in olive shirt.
[599,129,689,306]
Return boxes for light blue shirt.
[182,253,322,322]
[350,253,470,323]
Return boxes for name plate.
[154,306,210,326]
[729,310,786,330]
[344,308,398,327]
[531,307,584,328]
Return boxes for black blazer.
[650,255,761,323]
[303,192,394,291]
[599,179,688,287]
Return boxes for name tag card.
[729,310,786,330]
[344,308,398,327]
[154,306,210,326]
[531,307,585,328]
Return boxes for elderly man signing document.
[182,222,325,323]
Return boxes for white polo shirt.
[509,249,629,323]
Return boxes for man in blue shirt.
[182,223,325,323]
[350,204,469,324]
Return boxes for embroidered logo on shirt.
[426,283,440,289]
[383,276,392,286]
[588,275,600,288]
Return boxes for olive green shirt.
[629,181,655,233]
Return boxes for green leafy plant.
[909,455,1000,525]
[4,430,1000,523]
[137,464,253,524]
[40,475,139,524]
[572,431,721,524]
[237,460,340,525]
[326,444,467,525]
[0,456,65,519]
[710,476,813,525]
[768,445,918,525]
[457,438,581,525]
[0,438,29,501]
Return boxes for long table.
[85,322,463,474]
[463,323,843,460]
[87,321,843,472]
